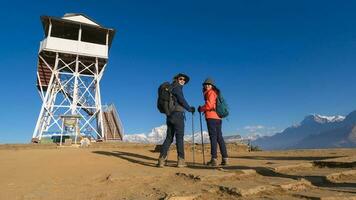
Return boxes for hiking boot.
[221,158,229,166]
[207,158,218,167]
[157,157,166,168]
[177,157,187,168]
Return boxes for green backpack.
[216,93,229,118]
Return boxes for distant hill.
[253,111,356,150]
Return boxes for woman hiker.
[157,73,195,168]
[198,78,229,166]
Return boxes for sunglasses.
[178,77,186,81]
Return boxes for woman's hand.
[198,106,203,113]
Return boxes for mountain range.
[253,111,356,150]
[123,125,243,144]
[124,110,356,150]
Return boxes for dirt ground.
[0,143,355,200]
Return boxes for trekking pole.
[199,112,206,165]
[192,112,195,165]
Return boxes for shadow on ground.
[93,150,158,167]
[223,165,356,194]
[93,150,214,169]
[93,150,356,193]
[230,156,344,161]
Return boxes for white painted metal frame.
[33,52,107,141]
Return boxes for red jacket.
[200,89,221,120]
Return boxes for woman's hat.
[203,78,215,86]
[173,73,190,84]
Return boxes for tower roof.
[40,14,116,47]
[62,13,101,27]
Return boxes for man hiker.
[157,73,195,168]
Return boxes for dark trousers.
[207,119,228,159]
[160,112,185,159]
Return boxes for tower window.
[81,26,106,45]
[51,20,79,40]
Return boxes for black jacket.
[171,82,192,112]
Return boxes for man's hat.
[173,73,190,84]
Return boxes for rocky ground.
[0,143,355,200]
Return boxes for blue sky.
[0,0,356,143]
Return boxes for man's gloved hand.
[190,106,195,114]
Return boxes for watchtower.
[33,14,122,142]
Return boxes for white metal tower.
[32,14,119,142]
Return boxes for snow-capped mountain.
[124,125,242,144]
[123,133,149,143]
[253,111,356,150]
[241,133,262,141]
[316,115,345,123]
[184,131,210,144]
[123,125,167,144]
[224,135,243,143]
[300,114,345,125]
[291,111,356,149]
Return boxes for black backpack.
[157,82,175,115]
